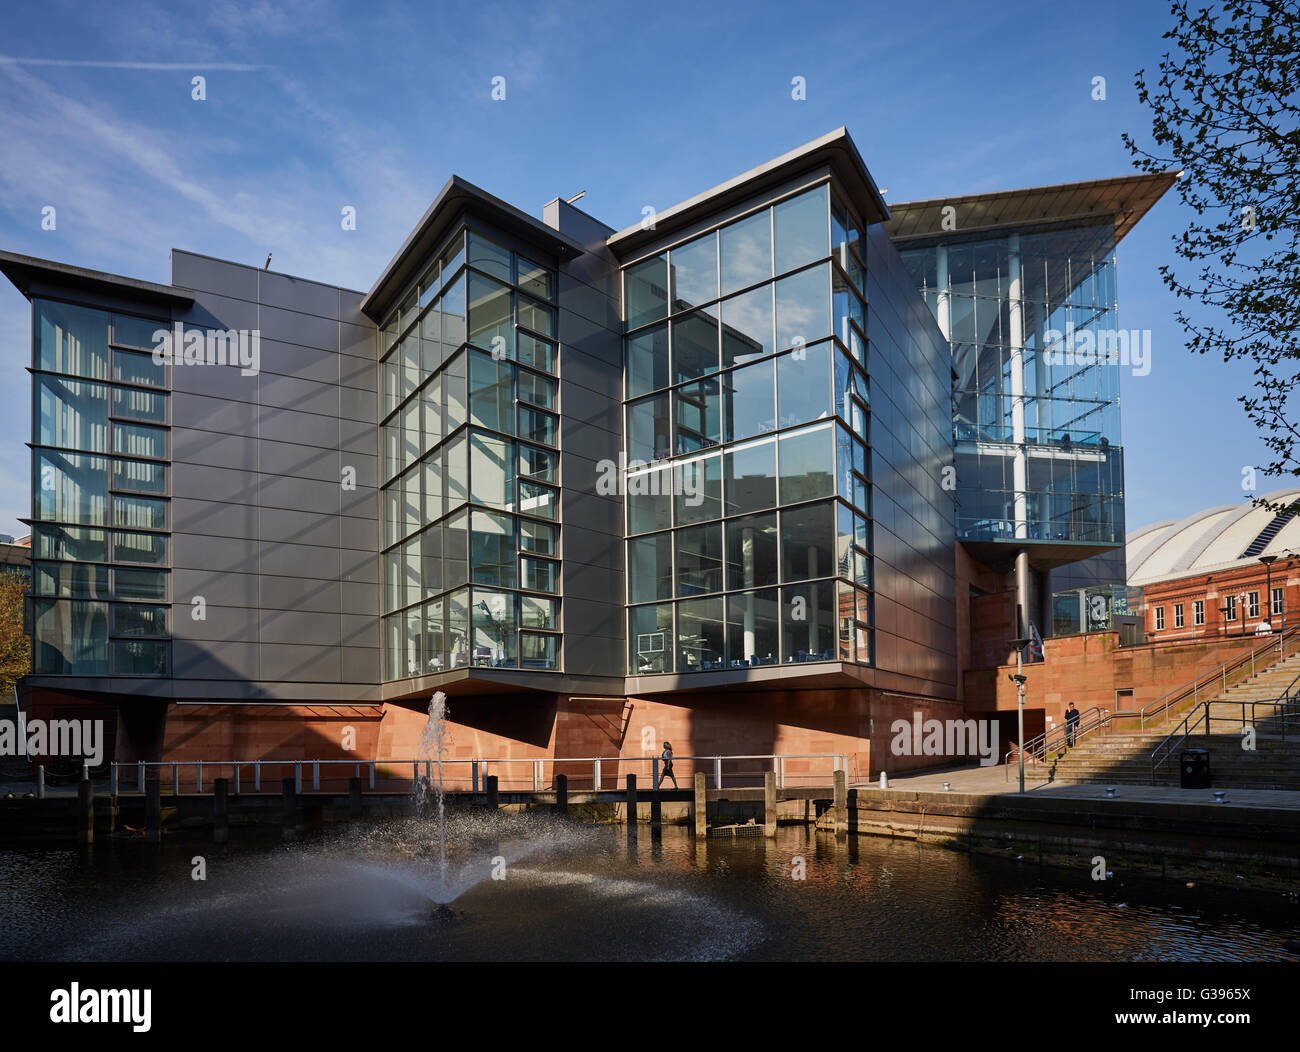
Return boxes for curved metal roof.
[1127,489,1300,586]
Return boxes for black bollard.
[626,773,638,832]
[145,775,161,843]
[348,776,362,819]
[281,777,297,841]
[77,778,94,845]
[485,774,499,811]
[213,778,229,844]
[555,772,568,815]
[651,783,662,827]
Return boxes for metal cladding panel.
[165,250,381,698]
[864,224,958,697]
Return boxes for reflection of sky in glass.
[775,264,827,350]
[720,212,771,295]
[777,344,831,428]
[774,187,829,275]
[724,360,776,441]
[670,233,717,310]
[720,287,772,364]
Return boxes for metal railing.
[1004,706,1112,780]
[1150,669,1300,781]
[92,752,852,797]
[1125,624,1300,731]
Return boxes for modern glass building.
[0,130,1174,772]
[619,182,873,676]
[376,228,563,682]
[886,174,1176,638]
[29,299,175,680]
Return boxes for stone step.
[1065,737,1300,751]
[1051,764,1299,773]
[1051,758,1300,773]
[1053,768,1300,778]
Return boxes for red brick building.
[1128,488,1300,643]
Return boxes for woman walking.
[657,742,678,789]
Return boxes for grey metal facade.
[166,251,380,701]
[862,223,958,697]
[10,128,980,708]
[21,250,381,702]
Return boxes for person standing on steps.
[657,742,678,789]
[1065,702,1081,747]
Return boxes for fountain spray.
[418,691,450,881]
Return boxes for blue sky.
[0,0,1279,542]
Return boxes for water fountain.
[403,691,568,911]
[2,692,1287,962]
[416,690,450,887]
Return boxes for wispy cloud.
[0,57,435,288]
[0,56,261,70]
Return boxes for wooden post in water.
[348,777,362,819]
[626,773,638,831]
[77,778,93,845]
[485,774,499,811]
[281,777,297,842]
[145,775,161,843]
[213,778,229,844]
[833,770,847,839]
[764,771,777,838]
[693,771,707,839]
[555,772,568,815]
[650,783,662,828]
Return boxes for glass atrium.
[621,182,874,675]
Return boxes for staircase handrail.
[1150,667,1300,781]
[1126,624,1300,730]
[1004,706,1112,780]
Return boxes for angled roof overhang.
[0,249,193,307]
[883,170,1180,246]
[360,175,586,323]
[605,126,889,259]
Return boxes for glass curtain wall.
[899,224,1123,546]
[31,301,171,676]
[379,229,561,681]
[623,183,873,674]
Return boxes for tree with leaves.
[0,572,29,701]
[1124,0,1300,509]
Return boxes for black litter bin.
[1181,749,1211,789]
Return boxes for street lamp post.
[1260,554,1278,648]
[1239,591,1248,637]
[1008,636,1031,794]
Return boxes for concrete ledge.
[843,788,1300,877]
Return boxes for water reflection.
[0,817,1292,962]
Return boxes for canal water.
[0,814,1294,961]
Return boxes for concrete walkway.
[864,763,1300,811]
